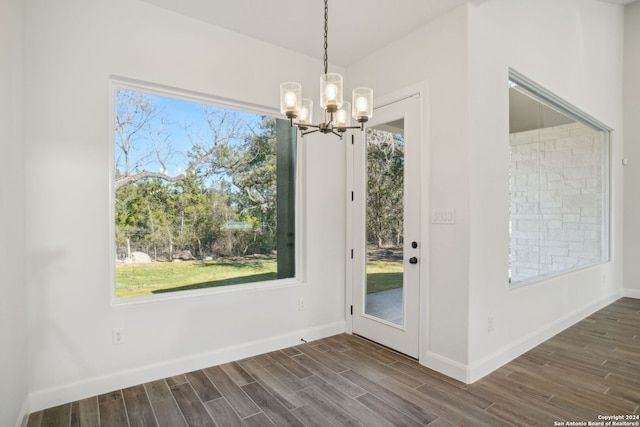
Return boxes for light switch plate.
[432,209,455,224]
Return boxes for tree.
[114,89,178,190]
[231,117,278,255]
[114,89,247,192]
[114,182,147,259]
[114,88,284,261]
[171,177,211,256]
[366,128,404,248]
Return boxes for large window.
[508,70,610,286]
[112,81,296,299]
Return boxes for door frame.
[345,82,429,360]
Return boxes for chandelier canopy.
[279,0,373,138]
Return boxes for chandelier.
[279,0,373,138]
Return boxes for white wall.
[623,1,640,298]
[349,0,625,383]
[24,0,347,410]
[466,0,624,380]
[0,0,29,425]
[348,6,472,378]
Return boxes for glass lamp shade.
[352,87,373,122]
[298,99,313,126]
[320,73,343,112]
[335,102,351,128]
[280,82,302,118]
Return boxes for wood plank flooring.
[27,297,640,426]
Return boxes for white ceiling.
[140,0,638,68]
[140,0,468,67]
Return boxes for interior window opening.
[508,70,610,286]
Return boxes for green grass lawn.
[115,258,278,298]
[115,258,403,299]
[366,260,403,294]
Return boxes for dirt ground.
[367,245,403,262]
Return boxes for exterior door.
[351,95,421,358]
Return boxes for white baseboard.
[466,290,622,383]
[420,351,469,383]
[420,291,623,384]
[29,321,345,412]
[623,288,640,299]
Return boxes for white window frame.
[108,76,305,306]
[508,69,611,288]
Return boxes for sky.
[115,88,268,182]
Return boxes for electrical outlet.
[487,317,495,333]
[113,328,124,345]
[298,297,305,311]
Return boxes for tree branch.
[115,171,188,191]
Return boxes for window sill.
[110,276,302,308]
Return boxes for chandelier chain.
[323,0,328,75]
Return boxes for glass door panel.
[365,120,405,325]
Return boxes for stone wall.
[509,122,606,284]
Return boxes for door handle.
[409,257,418,264]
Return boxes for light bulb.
[299,99,313,125]
[299,106,309,122]
[284,91,297,109]
[336,109,347,125]
[355,96,368,113]
[325,84,338,101]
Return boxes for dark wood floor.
[27,298,639,426]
